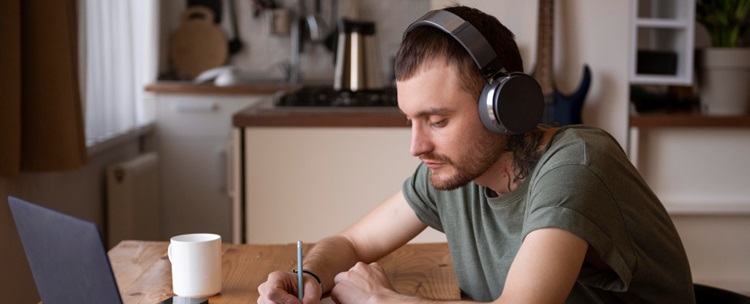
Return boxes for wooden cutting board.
[169,6,228,79]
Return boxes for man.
[258,5,694,304]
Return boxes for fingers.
[258,289,300,304]
[257,271,302,304]
[261,262,390,304]
[330,262,395,304]
[258,270,324,304]
[338,261,385,279]
[334,261,366,285]
[368,262,384,272]
[302,277,323,304]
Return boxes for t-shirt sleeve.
[521,164,636,292]
[402,163,444,232]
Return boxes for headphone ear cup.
[478,73,544,134]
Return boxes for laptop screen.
[8,196,123,304]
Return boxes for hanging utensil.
[301,0,328,43]
[169,7,228,79]
[226,0,243,54]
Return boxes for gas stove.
[273,86,398,107]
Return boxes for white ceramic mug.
[168,233,222,298]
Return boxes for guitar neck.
[536,0,554,97]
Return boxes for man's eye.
[430,119,446,127]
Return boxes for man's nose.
[409,124,432,157]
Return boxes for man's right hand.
[257,270,323,304]
[258,191,425,303]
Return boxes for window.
[79,0,159,147]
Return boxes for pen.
[297,240,303,301]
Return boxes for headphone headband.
[404,10,503,81]
[403,9,543,135]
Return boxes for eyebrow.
[406,107,456,119]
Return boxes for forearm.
[367,290,490,304]
[331,261,491,304]
[302,235,360,293]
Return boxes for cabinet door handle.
[225,140,234,198]
[215,140,236,198]
[216,144,229,195]
[174,101,217,112]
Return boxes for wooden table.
[109,241,459,303]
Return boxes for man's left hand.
[330,261,397,304]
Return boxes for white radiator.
[106,152,160,248]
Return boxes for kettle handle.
[181,6,215,24]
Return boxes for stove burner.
[274,86,398,107]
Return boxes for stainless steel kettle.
[334,19,383,91]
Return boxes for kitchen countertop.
[145,81,301,95]
[146,81,407,128]
[233,99,408,128]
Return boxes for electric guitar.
[534,0,591,126]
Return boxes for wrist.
[292,269,323,293]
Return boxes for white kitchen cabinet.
[154,93,265,242]
[630,0,695,85]
[238,127,446,244]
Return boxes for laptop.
[8,196,123,304]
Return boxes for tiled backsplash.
[162,0,430,84]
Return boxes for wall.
[0,139,144,303]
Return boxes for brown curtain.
[0,0,87,177]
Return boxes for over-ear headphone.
[404,10,544,134]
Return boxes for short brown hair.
[395,5,524,100]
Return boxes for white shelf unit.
[628,126,750,295]
[630,0,695,85]
[628,126,750,215]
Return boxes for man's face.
[397,62,506,190]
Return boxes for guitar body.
[545,65,591,126]
[534,0,592,126]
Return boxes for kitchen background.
[152,0,437,246]
[2,0,750,303]
[159,0,431,85]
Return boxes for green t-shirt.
[403,126,694,303]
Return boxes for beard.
[423,129,506,191]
